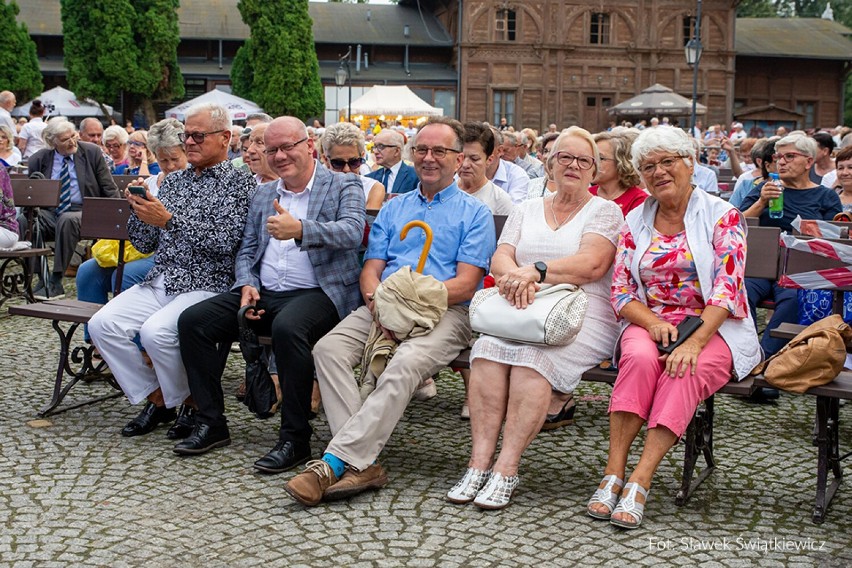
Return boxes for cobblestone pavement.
[1,288,852,567]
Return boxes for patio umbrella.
[13,87,114,118]
[165,89,262,122]
[608,84,706,117]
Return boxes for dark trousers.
[745,276,799,357]
[178,287,340,446]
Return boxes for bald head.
[0,91,16,111]
[265,116,315,189]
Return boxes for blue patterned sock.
[322,452,346,478]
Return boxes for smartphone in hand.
[128,185,149,200]
[657,316,703,354]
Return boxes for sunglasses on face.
[178,130,225,144]
[328,157,364,171]
[128,141,146,147]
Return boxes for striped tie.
[56,156,72,215]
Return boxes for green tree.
[736,0,778,17]
[61,0,183,124]
[0,0,44,101]
[232,0,324,119]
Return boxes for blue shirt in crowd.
[740,183,841,232]
[365,182,496,295]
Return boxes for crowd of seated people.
[8,101,852,529]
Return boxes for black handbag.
[238,306,281,419]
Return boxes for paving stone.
[2,297,851,566]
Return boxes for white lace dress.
[470,196,624,393]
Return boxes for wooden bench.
[8,197,133,416]
[0,179,60,307]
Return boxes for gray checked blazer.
[233,161,366,319]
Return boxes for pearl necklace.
[549,194,589,229]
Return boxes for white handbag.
[469,283,588,346]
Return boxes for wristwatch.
[164,216,175,231]
[534,261,547,283]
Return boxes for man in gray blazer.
[27,117,118,298]
[176,116,365,465]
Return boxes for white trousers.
[88,275,217,408]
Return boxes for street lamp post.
[685,0,703,137]
[335,46,353,123]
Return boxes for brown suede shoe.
[284,460,338,506]
[323,463,389,501]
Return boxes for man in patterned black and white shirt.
[89,102,257,440]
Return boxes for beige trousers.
[314,305,471,470]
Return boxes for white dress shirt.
[491,159,531,204]
[260,171,320,291]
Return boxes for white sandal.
[609,482,649,529]
[473,472,519,510]
[446,467,491,504]
[586,474,624,520]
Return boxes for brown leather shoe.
[284,460,338,506]
[323,463,389,501]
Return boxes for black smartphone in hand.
[128,185,149,200]
[658,316,703,354]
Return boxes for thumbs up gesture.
[266,199,303,240]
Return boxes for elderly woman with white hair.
[102,124,130,172]
[320,122,386,209]
[447,127,623,510]
[739,133,841,363]
[587,126,760,529]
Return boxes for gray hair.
[185,102,232,132]
[41,117,77,149]
[79,117,102,131]
[775,133,818,159]
[321,122,365,156]
[147,118,185,155]
[102,124,128,145]
[630,126,695,171]
[547,126,600,175]
[0,124,14,151]
[246,112,273,124]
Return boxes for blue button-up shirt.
[366,182,495,300]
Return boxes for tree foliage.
[0,0,44,100]
[232,0,324,119]
[61,0,183,121]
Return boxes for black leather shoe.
[166,404,196,440]
[747,387,780,404]
[121,402,177,437]
[173,423,231,456]
[253,440,311,474]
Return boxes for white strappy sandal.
[609,482,649,529]
[586,474,624,520]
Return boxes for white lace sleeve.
[583,200,625,246]
[497,202,527,247]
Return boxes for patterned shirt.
[611,208,748,325]
[129,159,256,295]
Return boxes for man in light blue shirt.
[286,117,496,506]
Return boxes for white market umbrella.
[13,86,114,118]
[165,89,263,122]
[345,85,443,118]
[608,83,707,117]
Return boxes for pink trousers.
[609,324,734,438]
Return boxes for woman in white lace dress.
[447,127,624,510]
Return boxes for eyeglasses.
[773,152,810,163]
[638,156,685,176]
[178,130,225,144]
[373,143,399,152]
[328,157,364,171]
[128,141,146,147]
[412,145,461,159]
[264,137,308,156]
[105,142,124,150]
[553,152,595,170]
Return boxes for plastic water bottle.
[768,172,783,219]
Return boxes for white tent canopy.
[344,85,442,118]
[165,89,263,122]
[13,86,114,118]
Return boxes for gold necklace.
[549,194,589,229]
